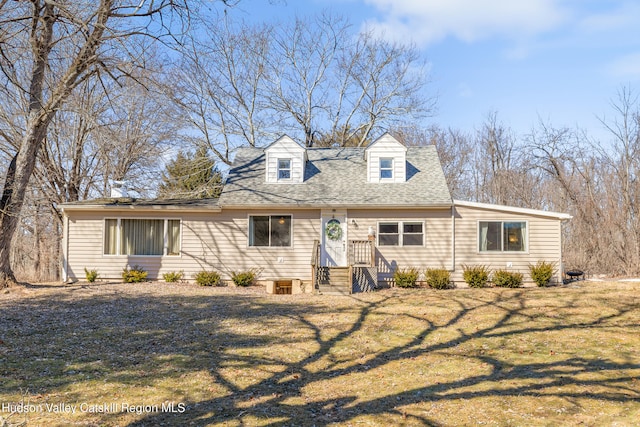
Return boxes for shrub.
[529,261,556,287]
[122,265,148,283]
[425,268,451,290]
[462,264,490,288]
[492,269,523,288]
[163,270,184,283]
[195,270,221,287]
[394,267,420,288]
[231,269,258,287]
[84,268,99,283]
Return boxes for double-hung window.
[378,221,424,246]
[277,159,291,180]
[379,158,393,179]
[249,215,292,247]
[104,219,181,256]
[479,221,526,252]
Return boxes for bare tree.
[268,13,432,147]
[10,66,178,282]
[596,87,640,274]
[472,112,530,206]
[266,13,349,147]
[170,12,433,162]
[94,77,179,197]
[170,15,276,165]
[392,123,474,199]
[328,29,432,147]
[526,121,602,271]
[0,0,195,287]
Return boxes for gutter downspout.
[559,218,569,284]
[451,204,456,271]
[62,212,69,282]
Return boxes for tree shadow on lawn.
[0,285,638,426]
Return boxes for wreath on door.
[325,219,342,241]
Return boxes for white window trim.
[377,220,425,247]
[379,157,394,180]
[277,158,292,181]
[247,214,294,249]
[477,220,529,254]
[103,217,182,257]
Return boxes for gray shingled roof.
[218,146,452,208]
[61,197,220,210]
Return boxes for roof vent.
[110,181,128,198]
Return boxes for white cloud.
[578,1,640,33]
[362,0,568,46]
[607,53,640,79]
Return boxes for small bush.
[84,268,99,283]
[394,267,420,288]
[492,269,523,288]
[462,264,490,288]
[231,269,258,287]
[529,261,556,287]
[425,268,451,290]
[122,265,148,283]
[195,270,221,287]
[163,270,184,283]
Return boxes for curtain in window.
[519,224,527,251]
[104,219,118,255]
[121,219,163,255]
[167,220,181,255]
[479,222,489,251]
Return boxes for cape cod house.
[60,134,571,293]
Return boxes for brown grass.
[0,280,638,426]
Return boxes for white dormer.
[265,135,307,183]
[365,133,407,183]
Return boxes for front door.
[321,211,347,267]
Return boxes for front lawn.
[0,281,638,426]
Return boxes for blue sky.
[228,0,640,142]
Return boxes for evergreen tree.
[158,146,222,199]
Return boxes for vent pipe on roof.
[110,181,128,198]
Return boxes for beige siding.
[64,204,565,288]
[453,205,563,285]
[65,209,320,283]
[348,208,453,286]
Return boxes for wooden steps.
[317,267,351,295]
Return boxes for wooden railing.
[311,240,320,289]
[349,239,375,267]
[312,239,374,291]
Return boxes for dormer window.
[365,133,407,183]
[380,158,393,179]
[278,159,291,180]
